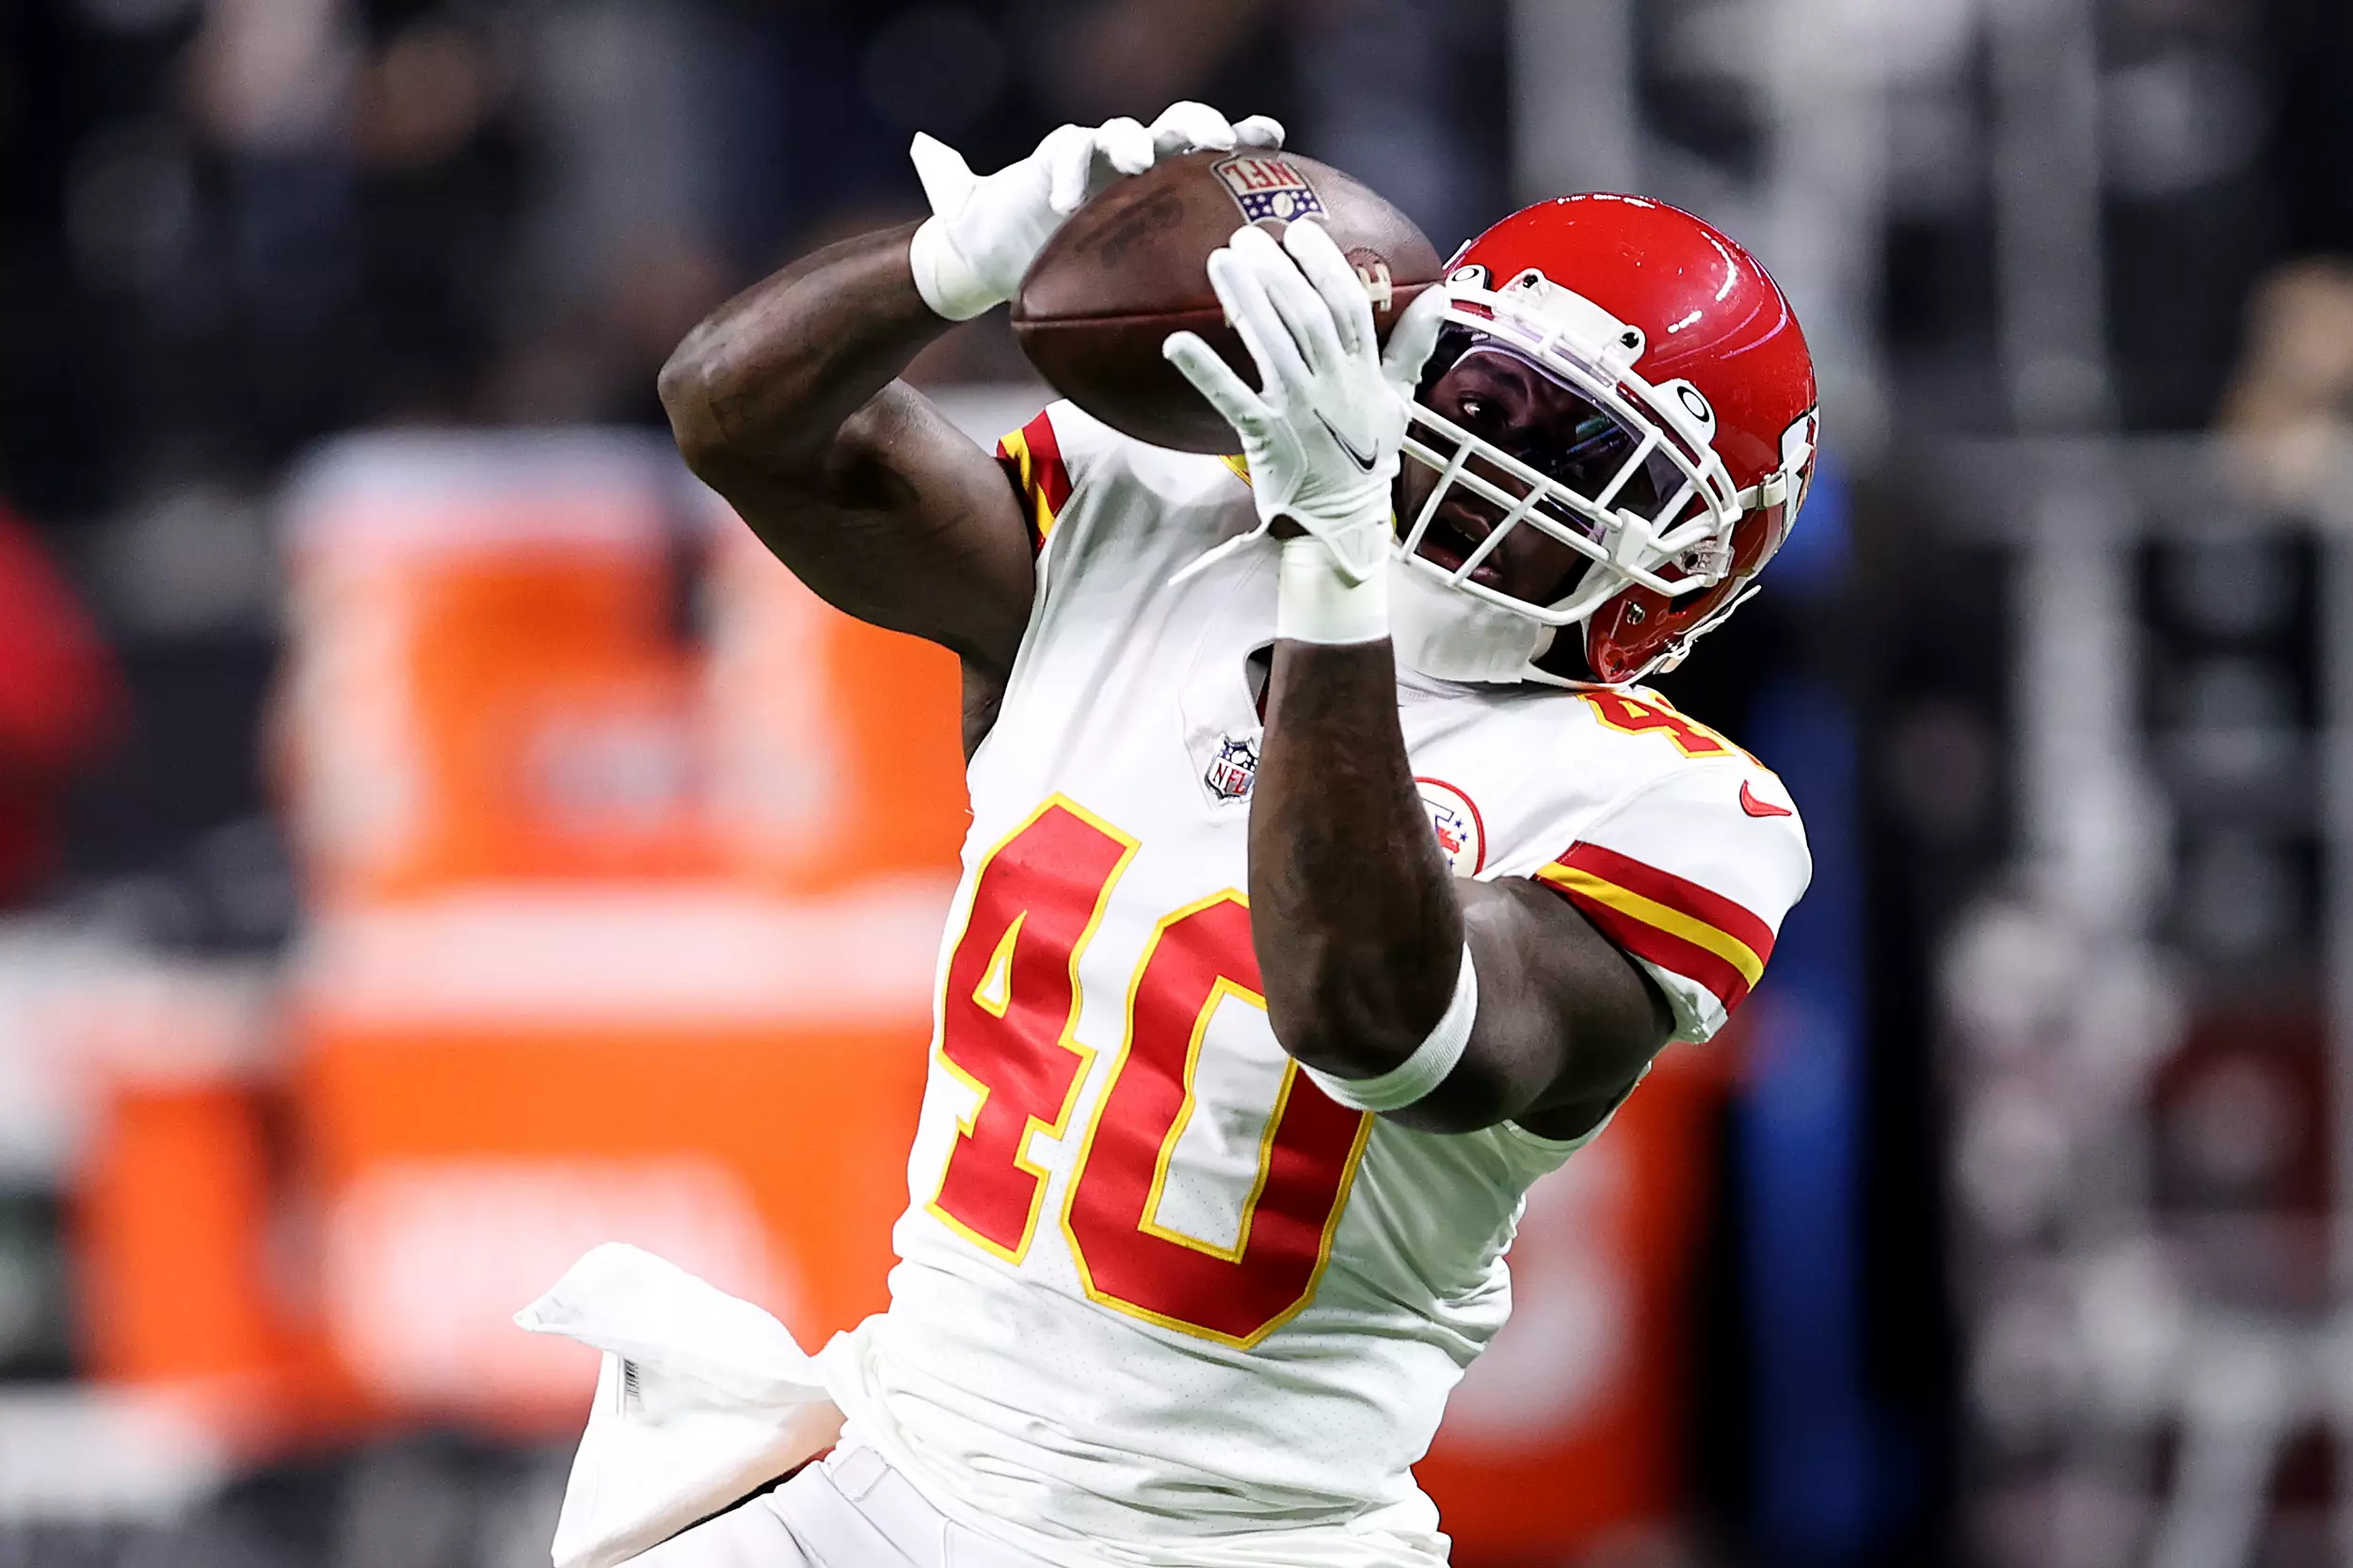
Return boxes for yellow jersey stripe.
[1535,863,1768,990]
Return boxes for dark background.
[4,1,2351,1564]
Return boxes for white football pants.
[638,1442,1049,1568]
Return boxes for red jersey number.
[926,798,1371,1347]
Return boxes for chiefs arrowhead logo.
[1739,780,1793,819]
[1415,778,1486,873]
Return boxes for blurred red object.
[0,504,121,903]
[64,963,305,1449]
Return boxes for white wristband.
[1301,943,1477,1112]
[1275,534,1389,645]
[907,216,1001,322]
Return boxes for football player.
[640,101,1817,1567]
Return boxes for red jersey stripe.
[1554,841,1778,965]
[995,410,1075,554]
[1530,842,1780,1017]
[1552,884,1757,1014]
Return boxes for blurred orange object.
[289,883,945,1432]
[78,1083,281,1387]
[261,431,970,1433]
[702,508,969,893]
[64,965,297,1442]
[276,432,712,902]
[275,436,970,904]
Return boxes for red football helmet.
[1390,193,1819,685]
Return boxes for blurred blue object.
[1740,456,1889,1563]
[1773,456,1851,590]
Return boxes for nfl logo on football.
[1214,156,1327,225]
[1205,734,1259,802]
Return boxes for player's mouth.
[1410,507,1511,590]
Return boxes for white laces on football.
[906,104,1286,322]
[1166,220,1448,585]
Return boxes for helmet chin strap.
[1387,562,1577,687]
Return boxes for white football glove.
[907,103,1285,322]
[1164,220,1449,584]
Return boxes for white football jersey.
[815,403,1811,1568]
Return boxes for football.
[1012,150,1446,454]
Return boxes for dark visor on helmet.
[1412,327,1694,536]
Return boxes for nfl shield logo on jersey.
[1416,778,1486,873]
[1214,156,1327,225]
[1204,734,1259,802]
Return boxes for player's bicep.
[1386,876,1670,1137]
[694,381,1037,673]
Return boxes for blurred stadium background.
[0,0,2347,1564]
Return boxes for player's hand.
[907,104,1285,322]
[1164,220,1449,584]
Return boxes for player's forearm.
[1251,640,1465,1080]
[658,222,952,487]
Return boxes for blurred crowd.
[0,0,1516,521]
[0,0,1520,920]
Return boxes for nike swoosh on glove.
[1164,219,1449,583]
[907,103,1285,321]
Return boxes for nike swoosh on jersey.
[1739,780,1793,818]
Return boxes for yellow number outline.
[923,794,1139,1266]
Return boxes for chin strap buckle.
[1678,539,1733,582]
